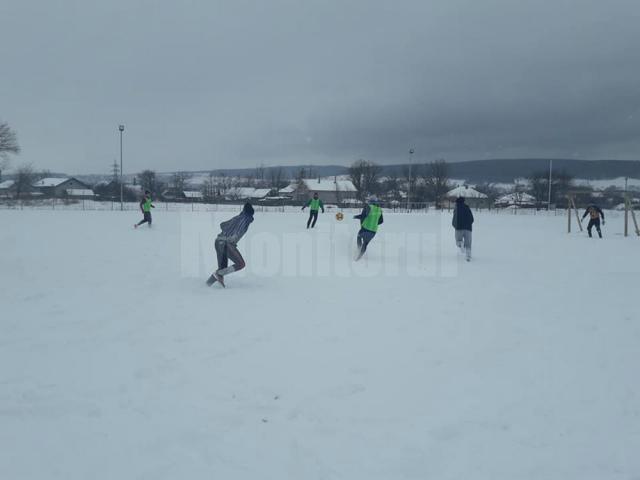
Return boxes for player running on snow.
[206,202,255,288]
[452,196,474,261]
[301,192,325,228]
[353,195,383,261]
[582,204,605,238]
[134,190,155,228]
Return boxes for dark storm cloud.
[1,0,639,173]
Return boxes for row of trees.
[0,121,20,181]
[348,159,451,206]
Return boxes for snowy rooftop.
[228,187,271,199]
[278,185,296,194]
[302,178,357,192]
[32,177,69,187]
[496,192,536,204]
[446,185,488,199]
[66,189,95,197]
[184,191,204,198]
[0,180,15,189]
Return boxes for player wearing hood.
[206,202,255,288]
[452,196,474,261]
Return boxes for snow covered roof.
[228,187,271,199]
[496,192,536,204]
[32,177,69,187]
[0,180,15,189]
[66,189,95,197]
[279,184,296,194]
[184,190,204,198]
[446,185,488,199]
[301,178,357,192]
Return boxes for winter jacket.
[217,211,254,244]
[582,206,604,221]
[452,201,474,231]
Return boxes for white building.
[495,192,536,208]
[283,178,358,203]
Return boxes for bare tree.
[202,172,216,201]
[254,163,267,187]
[14,164,35,199]
[171,171,191,192]
[553,170,574,206]
[1,121,20,178]
[474,182,502,206]
[268,167,285,191]
[528,171,549,207]
[139,170,158,194]
[0,122,20,159]
[424,159,450,208]
[349,159,381,200]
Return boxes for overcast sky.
[2,0,640,174]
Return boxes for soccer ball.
[335,212,344,221]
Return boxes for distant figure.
[134,190,155,228]
[452,196,474,261]
[301,192,325,228]
[353,195,383,261]
[206,202,255,288]
[582,205,605,238]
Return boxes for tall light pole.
[406,148,414,212]
[547,159,553,210]
[119,124,125,211]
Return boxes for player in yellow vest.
[301,193,325,228]
[353,195,383,260]
[134,190,155,228]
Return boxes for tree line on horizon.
[1,120,634,208]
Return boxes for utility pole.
[406,148,414,212]
[547,159,553,210]
[119,124,125,211]
[624,176,629,237]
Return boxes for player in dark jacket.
[452,196,474,261]
[582,205,605,238]
[206,203,255,287]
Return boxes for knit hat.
[243,202,255,215]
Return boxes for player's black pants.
[587,218,602,238]
[307,210,319,228]
[215,239,246,276]
[357,228,376,254]
[137,211,152,227]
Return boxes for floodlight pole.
[406,148,414,212]
[119,124,125,211]
[624,176,629,237]
[547,159,553,210]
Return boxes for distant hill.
[382,159,640,183]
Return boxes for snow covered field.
[1,209,638,479]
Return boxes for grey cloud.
[1,0,639,173]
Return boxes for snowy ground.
[1,209,638,480]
